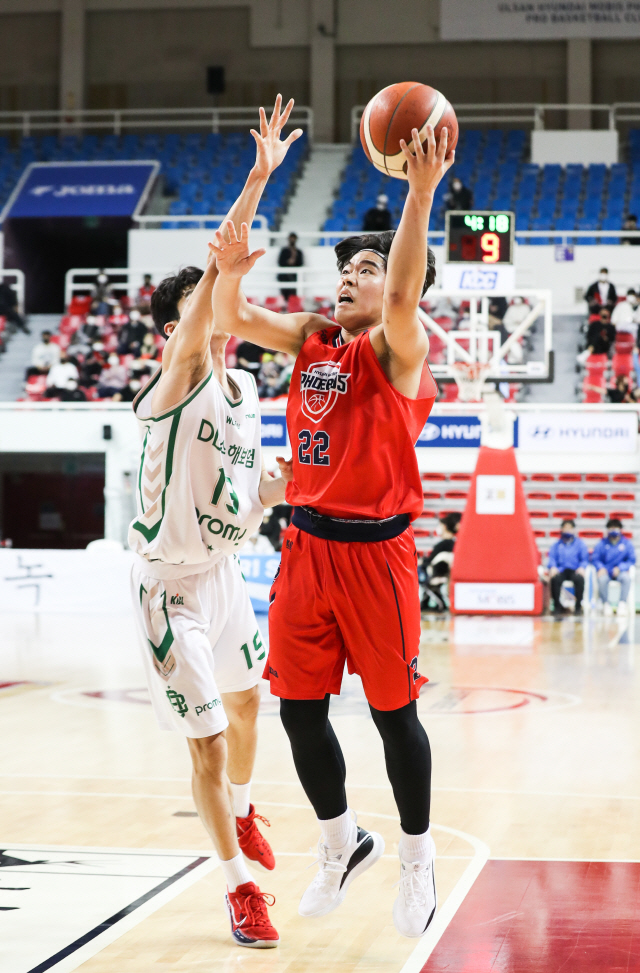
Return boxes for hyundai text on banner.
[417,415,482,448]
[440,0,640,40]
[1,161,158,220]
[518,411,638,453]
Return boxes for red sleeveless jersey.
[285,326,437,521]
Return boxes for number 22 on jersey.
[298,430,330,466]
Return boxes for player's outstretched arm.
[210,221,325,356]
[379,125,454,369]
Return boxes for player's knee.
[224,685,260,726]
[188,732,227,781]
[280,697,330,748]
[370,701,427,749]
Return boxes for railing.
[0,106,314,141]
[64,267,171,309]
[134,214,268,229]
[350,102,640,141]
[0,269,25,313]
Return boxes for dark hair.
[334,230,436,297]
[607,518,623,529]
[628,214,638,222]
[441,511,462,533]
[561,518,575,528]
[150,266,203,337]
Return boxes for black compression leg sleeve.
[369,700,431,835]
[280,695,348,820]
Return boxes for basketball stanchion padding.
[450,446,543,615]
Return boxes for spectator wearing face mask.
[445,176,473,211]
[612,288,640,335]
[503,296,531,334]
[44,351,82,401]
[363,194,392,232]
[92,269,113,314]
[97,353,129,398]
[117,309,148,356]
[580,307,616,359]
[622,214,640,246]
[547,519,589,616]
[585,268,617,318]
[26,330,60,378]
[592,518,636,616]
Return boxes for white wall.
[129,231,640,312]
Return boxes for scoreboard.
[445,211,515,265]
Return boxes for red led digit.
[481,232,500,263]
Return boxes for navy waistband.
[292,506,410,543]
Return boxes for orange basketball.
[360,82,458,180]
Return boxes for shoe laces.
[395,860,433,914]
[236,887,276,929]
[308,839,348,886]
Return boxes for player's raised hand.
[251,94,303,179]
[209,221,265,279]
[400,125,455,199]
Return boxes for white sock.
[400,827,432,865]
[220,851,253,892]
[319,809,353,851]
[230,781,251,819]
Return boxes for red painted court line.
[423,859,640,972]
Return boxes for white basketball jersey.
[128,367,263,579]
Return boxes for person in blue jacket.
[592,518,636,615]
[547,518,589,616]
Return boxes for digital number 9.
[480,232,500,264]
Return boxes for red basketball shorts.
[265,524,428,711]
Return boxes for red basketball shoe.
[225,881,279,948]
[237,804,275,871]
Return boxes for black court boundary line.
[27,855,209,973]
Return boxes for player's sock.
[399,827,432,864]
[319,808,352,850]
[221,851,253,892]
[230,781,252,819]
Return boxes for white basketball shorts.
[130,554,264,738]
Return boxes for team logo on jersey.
[300,361,350,423]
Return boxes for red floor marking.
[423,859,640,972]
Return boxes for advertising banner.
[417,415,482,447]
[2,161,158,220]
[518,411,638,453]
[261,414,288,447]
[440,0,640,40]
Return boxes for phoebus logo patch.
[300,361,350,423]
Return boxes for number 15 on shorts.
[240,630,266,670]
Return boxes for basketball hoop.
[451,362,492,402]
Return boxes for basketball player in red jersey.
[210,121,454,938]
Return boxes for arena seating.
[324,129,640,241]
[0,131,307,229]
[414,470,638,556]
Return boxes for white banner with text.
[518,411,638,453]
[440,0,640,40]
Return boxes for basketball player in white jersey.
[128,97,301,948]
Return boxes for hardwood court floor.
[1,609,639,972]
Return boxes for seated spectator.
[622,214,640,246]
[503,295,531,334]
[79,342,107,387]
[0,279,29,335]
[444,176,473,211]
[26,330,60,378]
[582,308,616,357]
[593,518,636,616]
[236,339,263,375]
[419,512,461,612]
[92,269,113,314]
[259,504,292,552]
[112,377,143,403]
[363,194,392,232]
[277,233,304,299]
[585,268,617,318]
[138,274,156,308]
[97,353,129,398]
[257,352,294,399]
[612,288,639,334]
[44,351,83,401]
[69,315,102,356]
[547,519,588,616]
[108,303,129,330]
[608,374,634,404]
[117,308,148,355]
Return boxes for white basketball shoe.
[299,817,385,918]
[393,834,437,938]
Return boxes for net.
[451,362,492,402]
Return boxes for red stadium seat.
[450,473,471,481]
[558,474,582,482]
[613,474,637,483]
[583,492,608,502]
[529,510,549,519]
[553,510,577,520]
[579,530,602,540]
[422,491,441,500]
[444,490,468,500]
[549,530,561,539]
[555,492,579,501]
[612,492,635,502]
[422,473,447,481]
[531,474,554,482]
[533,530,547,539]
[582,510,606,520]
[610,510,634,520]
[527,492,552,501]
[586,474,609,482]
